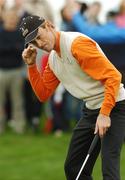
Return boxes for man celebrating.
[20,15,125,180]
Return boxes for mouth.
[41,44,47,49]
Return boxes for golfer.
[20,15,125,180]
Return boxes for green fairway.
[0,132,125,180]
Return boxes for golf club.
[75,134,99,180]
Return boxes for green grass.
[0,132,125,180]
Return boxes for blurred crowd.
[0,0,125,136]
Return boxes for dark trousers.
[64,100,125,180]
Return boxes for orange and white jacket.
[28,31,125,116]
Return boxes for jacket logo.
[67,57,72,63]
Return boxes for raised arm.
[22,45,60,102]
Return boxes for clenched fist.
[22,45,37,66]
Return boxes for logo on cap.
[22,28,29,37]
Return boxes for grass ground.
[0,132,125,180]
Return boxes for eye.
[36,35,40,40]
[31,40,37,47]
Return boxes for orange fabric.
[41,54,49,73]
[71,36,121,116]
[28,63,60,102]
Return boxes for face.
[89,3,101,18]
[0,0,5,6]
[120,0,125,13]
[31,22,56,52]
[3,10,19,31]
[14,0,24,9]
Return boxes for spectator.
[61,1,87,31]
[61,1,125,44]
[0,8,26,134]
[25,0,54,23]
[106,10,118,22]
[83,1,101,25]
[61,4,76,31]
[71,9,125,44]
[23,0,55,133]
[116,0,125,28]
[77,1,88,15]
[14,0,30,21]
[60,1,86,126]
[115,0,125,87]
[0,0,5,25]
[12,0,54,133]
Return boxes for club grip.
[88,134,99,155]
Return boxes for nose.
[35,39,46,49]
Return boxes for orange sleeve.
[28,63,60,102]
[71,36,121,116]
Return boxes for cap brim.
[25,29,38,48]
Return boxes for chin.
[44,47,53,53]
[43,48,50,53]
